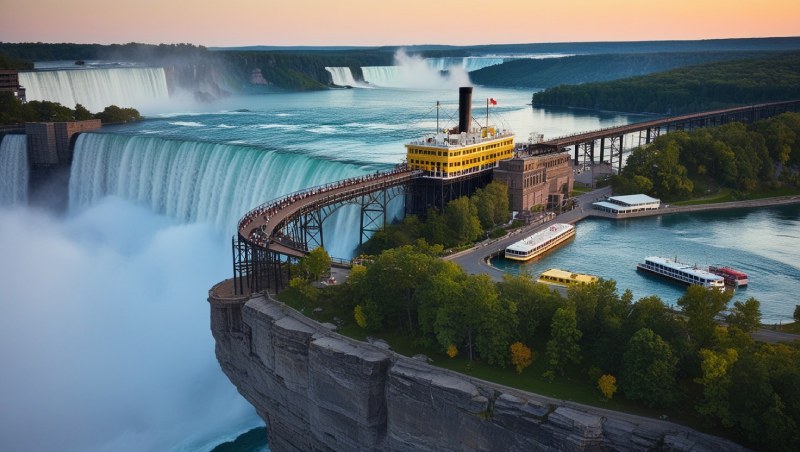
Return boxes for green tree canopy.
[620,328,678,407]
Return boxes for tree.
[300,247,331,282]
[73,103,94,120]
[472,181,510,230]
[598,374,618,400]
[510,342,533,374]
[794,305,800,323]
[677,285,732,347]
[498,273,560,345]
[443,196,482,247]
[364,245,438,331]
[354,305,367,328]
[620,328,678,407]
[545,305,582,379]
[726,297,762,333]
[94,104,141,123]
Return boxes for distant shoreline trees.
[0,93,141,125]
[532,52,800,115]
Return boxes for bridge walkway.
[237,167,418,258]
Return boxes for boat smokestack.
[458,86,472,133]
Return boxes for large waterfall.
[69,133,373,257]
[0,135,28,206]
[19,67,169,112]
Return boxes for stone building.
[0,70,26,102]
[25,120,102,166]
[493,151,573,212]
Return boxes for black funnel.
[458,87,472,133]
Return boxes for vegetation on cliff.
[531,52,800,114]
[0,93,140,125]
[611,113,800,200]
[286,243,798,450]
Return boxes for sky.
[1,0,799,47]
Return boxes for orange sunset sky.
[1,0,798,47]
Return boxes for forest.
[611,112,800,199]
[470,51,771,88]
[292,242,798,451]
[531,52,800,114]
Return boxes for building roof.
[608,194,660,206]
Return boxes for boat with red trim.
[708,266,748,288]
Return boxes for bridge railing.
[238,164,421,255]
[238,163,413,231]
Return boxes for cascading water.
[18,67,169,112]
[0,135,29,205]
[425,57,508,72]
[325,67,363,87]
[69,133,378,258]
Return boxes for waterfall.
[361,66,404,87]
[69,133,377,257]
[325,67,364,87]
[425,57,509,72]
[0,135,29,206]
[18,67,169,112]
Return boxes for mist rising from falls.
[425,57,508,72]
[19,67,169,112]
[0,135,28,206]
[69,133,375,258]
[0,200,261,451]
[362,49,471,89]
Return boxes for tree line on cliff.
[301,242,798,451]
[531,52,800,114]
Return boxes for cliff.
[209,280,748,451]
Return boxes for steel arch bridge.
[232,167,419,294]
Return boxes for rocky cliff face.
[209,282,747,451]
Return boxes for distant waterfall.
[425,57,509,72]
[325,67,364,87]
[69,133,375,257]
[19,67,169,112]
[361,66,405,87]
[0,135,29,206]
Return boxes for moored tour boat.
[537,268,599,288]
[505,223,575,261]
[637,256,725,291]
[708,265,748,288]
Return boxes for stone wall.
[209,281,748,451]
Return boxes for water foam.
[69,133,375,257]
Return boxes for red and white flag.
[489,98,497,105]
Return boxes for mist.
[0,199,261,451]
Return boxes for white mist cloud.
[0,199,261,451]
[362,49,472,89]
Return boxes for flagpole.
[485,98,489,130]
